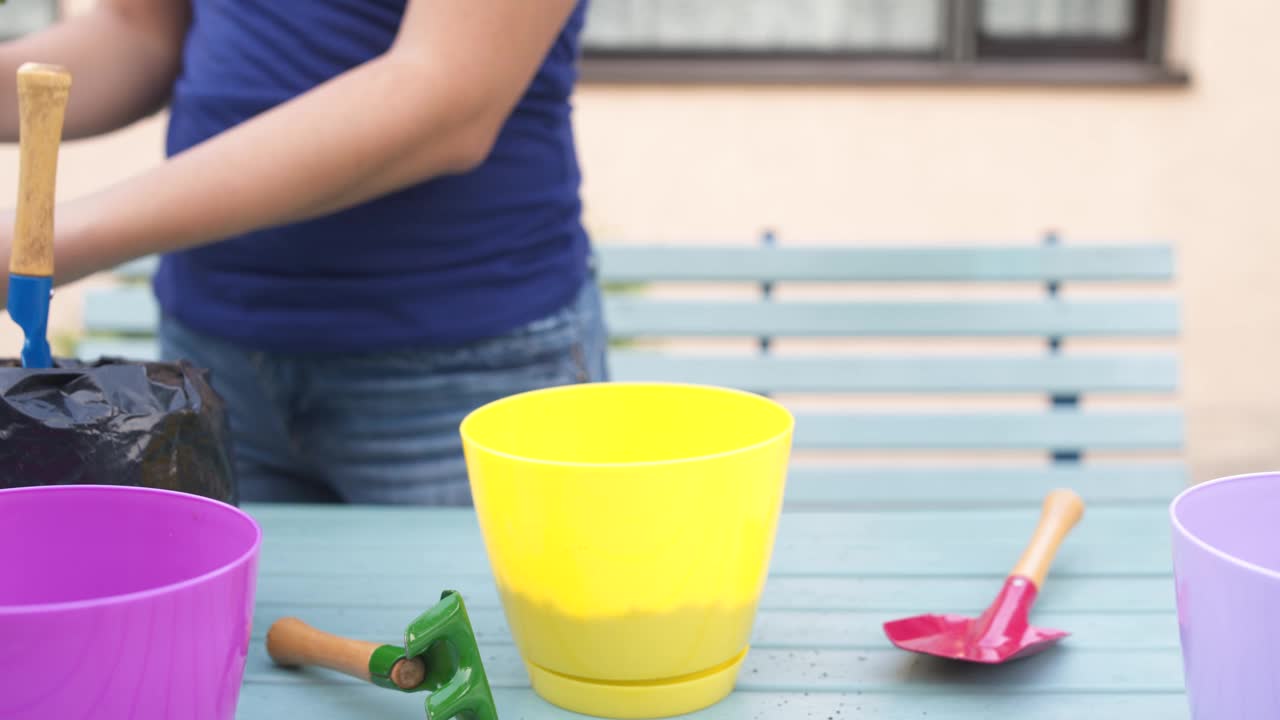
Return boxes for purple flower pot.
[1172,471,1280,719]
[0,485,261,719]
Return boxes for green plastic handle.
[368,590,498,720]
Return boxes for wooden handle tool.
[11,62,70,278]
[1010,488,1086,588]
[8,62,70,369]
[265,617,426,690]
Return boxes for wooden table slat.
[237,501,1186,718]
[238,684,1190,720]
[241,643,1185,693]
[249,605,1180,650]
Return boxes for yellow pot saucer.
[525,647,748,719]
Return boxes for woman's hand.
[0,202,109,306]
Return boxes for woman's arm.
[51,0,580,286]
[0,0,189,140]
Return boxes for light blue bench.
[79,235,1184,508]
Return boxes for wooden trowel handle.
[11,62,71,278]
[266,617,426,690]
[1010,488,1085,589]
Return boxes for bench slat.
[784,465,1186,505]
[83,288,1181,338]
[606,298,1179,337]
[596,245,1174,282]
[83,347,1182,396]
[793,411,1182,450]
[109,246,1177,285]
[76,339,159,361]
[82,287,157,333]
[115,256,158,281]
[611,352,1178,393]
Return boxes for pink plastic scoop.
[883,489,1085,664]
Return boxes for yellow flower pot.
[461,382,794,718]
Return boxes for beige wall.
[2,1,1273,481]
[572,0,1278,483]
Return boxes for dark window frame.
[579,0,1187,86]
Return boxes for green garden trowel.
[267,591,497,720]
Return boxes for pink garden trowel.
[884,489,1085,664]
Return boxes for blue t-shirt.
[155,0,591,352]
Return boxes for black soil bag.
[0,358,237,504]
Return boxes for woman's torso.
[156,0,591,352]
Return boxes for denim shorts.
[158,277,610,506]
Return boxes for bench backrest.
[78,237,1184,507]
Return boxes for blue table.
[237,502,1187,719]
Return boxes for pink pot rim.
[0,484,262,615]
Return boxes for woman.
[0,0,607,504]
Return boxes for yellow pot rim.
[459,381,794,470]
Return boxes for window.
[579,0,1183,85]
[583,0,946,57]
[977,0,1160,59]
[0,0,57,41]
